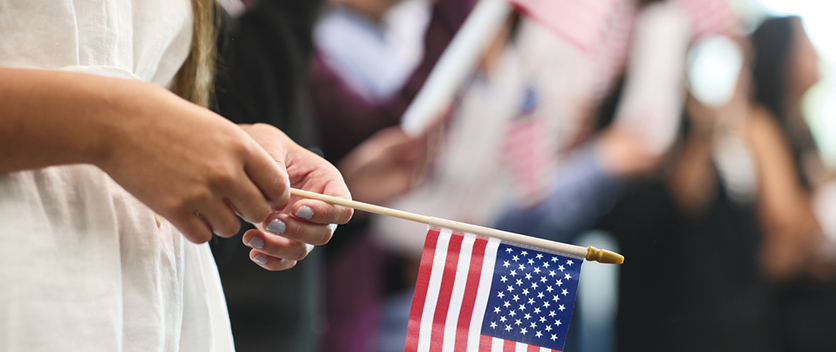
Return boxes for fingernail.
[247,236,264,249]
[266,219,286,234]
[295,206,314,220]
[253,254,267,265]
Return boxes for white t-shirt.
[0,1,234,351]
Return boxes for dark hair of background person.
[751,15,820,189]
[751,16,794,127]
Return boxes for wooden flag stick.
[290,188,624,264]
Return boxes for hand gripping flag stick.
[290,188,624,264]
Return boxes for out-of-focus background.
[210,0,836,351]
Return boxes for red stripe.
[453,237,489,350]
[503,339,516,352]
[527,344,540,352]
[479,334,493,352]
[405,228,441,351]
[428,232,465,351]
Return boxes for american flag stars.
[481,244,582,350]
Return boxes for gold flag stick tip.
[289,188,624,264]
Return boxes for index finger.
[290,183,354,225]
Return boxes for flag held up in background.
[509,0,622,52]
[406,227,583,351]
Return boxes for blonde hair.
[171,0,218,108]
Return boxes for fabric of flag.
[503,87,553,204]
[406,227,583,351]
[508,0,622,52]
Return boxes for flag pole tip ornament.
[586,246,624,264]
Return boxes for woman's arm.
[748,108,822,279]
[0,67,352,267]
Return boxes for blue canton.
[480,243,582,349]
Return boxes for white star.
[497,292,505,299]
[510,270,518,277]
[543,262,550,268]
[556,280,563,287]
[506,285,514,292]
[513,295,520,302]
[549,311,556,317]
[525,273,533,280]
[558,304,566,312]
[556,320,562,326]
[551,257,559,262]
[533,267,541,274]
[558,265,565,272]
[503,261,510,268]
[549,270,557,277]
[519,304,526,311]
[562,289,569,296]
[515,319,522,326]
[534,307,541,314]
[512,255,519,262]
[528,298,535,305]
[506,248,513,253]
[531,282,539,290]
[539,316,546,323]
[520,328,528,335]
[500,316,507,322]
[528,258,534,265]
[522,289,529,296]
[544,301,551,308]
[500,275,508,283]
[540,276,547,283]
[567,260,574,266]
[536,330,543,338]
[494,306,501,313]
[490,322,497,329]
[565,273,572,280]
[537,292,545,299]
[551,334,558,341]
[509,310,517,317]
[503,301,511,308]
[506,325,513,331]
[521,251,528,256]
[546,285,554,292]
[524,313,532,320]
[545,325,553,332]
[516,279,523,286]
[518,264,526,270]
[553,295,560,302]
[530,322,537,329]
[536,254,543,260]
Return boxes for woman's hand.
[238,123,354,270]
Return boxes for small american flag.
[406,227,583,351]
[509,0,622,52]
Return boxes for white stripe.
[491,337,503,352]
[417,228,453,352]
[540,346,551,352]
[442,233,476,351]
[516,342,528,352]
[466,237,500,352]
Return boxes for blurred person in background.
[749,15,836,350]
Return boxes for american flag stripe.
[430,232,464,350]
[454,238,487,351]
[406,228,441,352]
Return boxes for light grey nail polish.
[266,219,286,234]
[247,236,264,249]
[253,254,267,265]
[295,206,314,220]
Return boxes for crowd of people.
[1,0,834,351]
